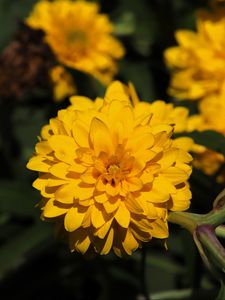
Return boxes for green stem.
[216,225,225,239]
[168,203,225,233]
[196,225,225,275]
[202,206,225,228]
[168,212,199,233]
[216,282,225,300]
[141,247,151,300]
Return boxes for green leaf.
[133,251,185,275]
[216,282,225,300]
[120,60,156,100]
[0,0,37,50]
[175,130,225,157]
[0,222,52,279]
[151,288,192,300]
[114,12,135,36]
[0,180,38,217]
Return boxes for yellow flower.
[50,65,76,102]
[26,0,125,85]
[164,6,225,101]
[192,149,224,176]
[27,81,192,257]
[199,94,225,135]
[186,108,225,179]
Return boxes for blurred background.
[0,0,223,299]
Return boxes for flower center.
[107,164,120,176]
[66,30,87,44]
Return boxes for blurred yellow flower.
[50,65,76,102]
[192,149,224,176]
[164,6,225,101]
[186,111,225,179]
[27,81,192,256]
[199,94,225,135]
[27,0,125,85]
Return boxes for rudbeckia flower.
[27,81,192,256]
[26,0,125,85]
[164,6,225,101]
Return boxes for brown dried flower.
[0,22,55,101]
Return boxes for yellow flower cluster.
[164,4,225,180]
[27,81,192,256]
[164,6,225,101]
[27,0,125,85]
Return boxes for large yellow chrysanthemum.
[27,81,192,256]
[26,0,125,85]
[164,6,225,101]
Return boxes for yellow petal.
[64,207,85,232]
[126,128,154,152]
[35,141,52,155]
[103,198,121,213]
[122,229,139,255]
[175,30,198,47]
[106,183,120,196]
[150,219,168,239]
[170,184,191,211]
[107,100,134,137]
[95,219,113,239]
[173,137,194,152]
[91,205,106,228]
[55,183,77,204]
[125,195,144,214]
[162,167,189,185]
[94,193,108,204]
[69,163,87,174]
[70,96,94,110]
[105,81,129,103]
[82,206,92,228]
[140,188,169,203]
[47,178,67,187]
[33,176,48,191]
[153,176,177,195]
[76,184,95,200]
[72,120,89,148]
[49,162,69,179]
[126,177,143,192]
[89,118,114,155]
[75,234,91,254]
[27,156,50,172]
[43,199,68,218]
[160,149,178,169]
[114,202,130,228]
[128,82,140,106]
[48,135,77,163]
[81,168,97,184]
[100,227,114,255]
[131,225,151,242]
